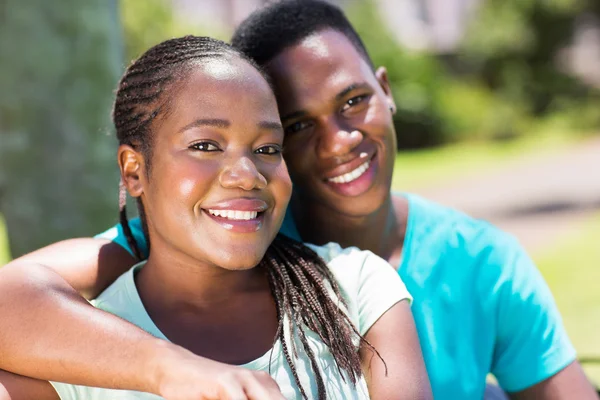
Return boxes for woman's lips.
[203,209,264,233]
[202,198,268,233]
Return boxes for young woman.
[1,36,430,400]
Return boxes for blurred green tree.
[0,0,122,257]
[120,0,228,63]
[348,0,600,149]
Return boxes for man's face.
[266,29,397,218]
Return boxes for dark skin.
[267,29,407,267]
[0,51,430,399]
[122,57,288,365]
[0,28,595,400]
[265,29,596,400]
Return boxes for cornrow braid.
[113,36,265,260]
[112,35,383,400]
[264,235,386,399]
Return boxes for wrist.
[143,338,185,395]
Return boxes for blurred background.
[0,0,599,383]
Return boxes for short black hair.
[231,0,374,69]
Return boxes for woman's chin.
[216,249,267,272]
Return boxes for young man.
[0,1,596,399]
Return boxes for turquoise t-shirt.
[97,193,576,399]
[51,243,411,399]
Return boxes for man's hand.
[154,344,285,400]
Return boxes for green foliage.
[0,215,10,266]
[120,0,228,63]
[347,0,600,149]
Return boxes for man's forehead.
[268,29,365,72]
[265,30,375,109]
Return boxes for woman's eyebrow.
[259,121,284,131]
[178,118,230,133]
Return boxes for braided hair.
[113,36,383,400]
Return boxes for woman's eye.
[255,145,282,155]
[284,120,312,135]
[341,95,368,112]
[189,142,220,152]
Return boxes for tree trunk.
[0,0,123,257]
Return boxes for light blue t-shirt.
[51,243,411,399]
[98,192,576,399]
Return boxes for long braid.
[112,36,383,400]
[262,235,386,399]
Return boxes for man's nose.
[316,119,363,159]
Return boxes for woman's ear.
[118,144,146,198]
[375,66,397,114]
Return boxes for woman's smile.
[202,197,269,233]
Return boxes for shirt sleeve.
[490,239,576,392]
[357,251,412,336]
[49,382,77,399]
[94,218,149,259]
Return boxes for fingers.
[242,371,285,400]
[215,370,284,400]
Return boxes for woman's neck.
[134,243,278,365]
[137,246,268,311]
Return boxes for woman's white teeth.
[208,210,258,220]
[328,160,370,184]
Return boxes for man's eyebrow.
[178,118,230,133]
[335,82,370,102]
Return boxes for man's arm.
[0,262,285,399]
[5,238,136,299]
[489,235,597,399]
[509,362,598,400]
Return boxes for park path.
[411,136,600,254]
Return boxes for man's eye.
[255,145,282,155]
[189,142,220,152]
[341,95,368,112]
[284,120,312,135]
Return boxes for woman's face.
[125,56,292,271]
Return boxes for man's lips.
[322,152,378,197]
[323,150,376,182]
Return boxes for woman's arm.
[0,370,58,400]
[360,301,433,400]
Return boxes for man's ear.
[118,144,146,198]
[375,66,397,114]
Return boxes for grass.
[0,214,10,266]
[533,214,600,385]
[392,130,581,191]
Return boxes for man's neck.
[292,193,409,266]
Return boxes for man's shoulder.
[401,192,527,287]
[403,192,518,253]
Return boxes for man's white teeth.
[208,210,258,220]
[328,160,370,184]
